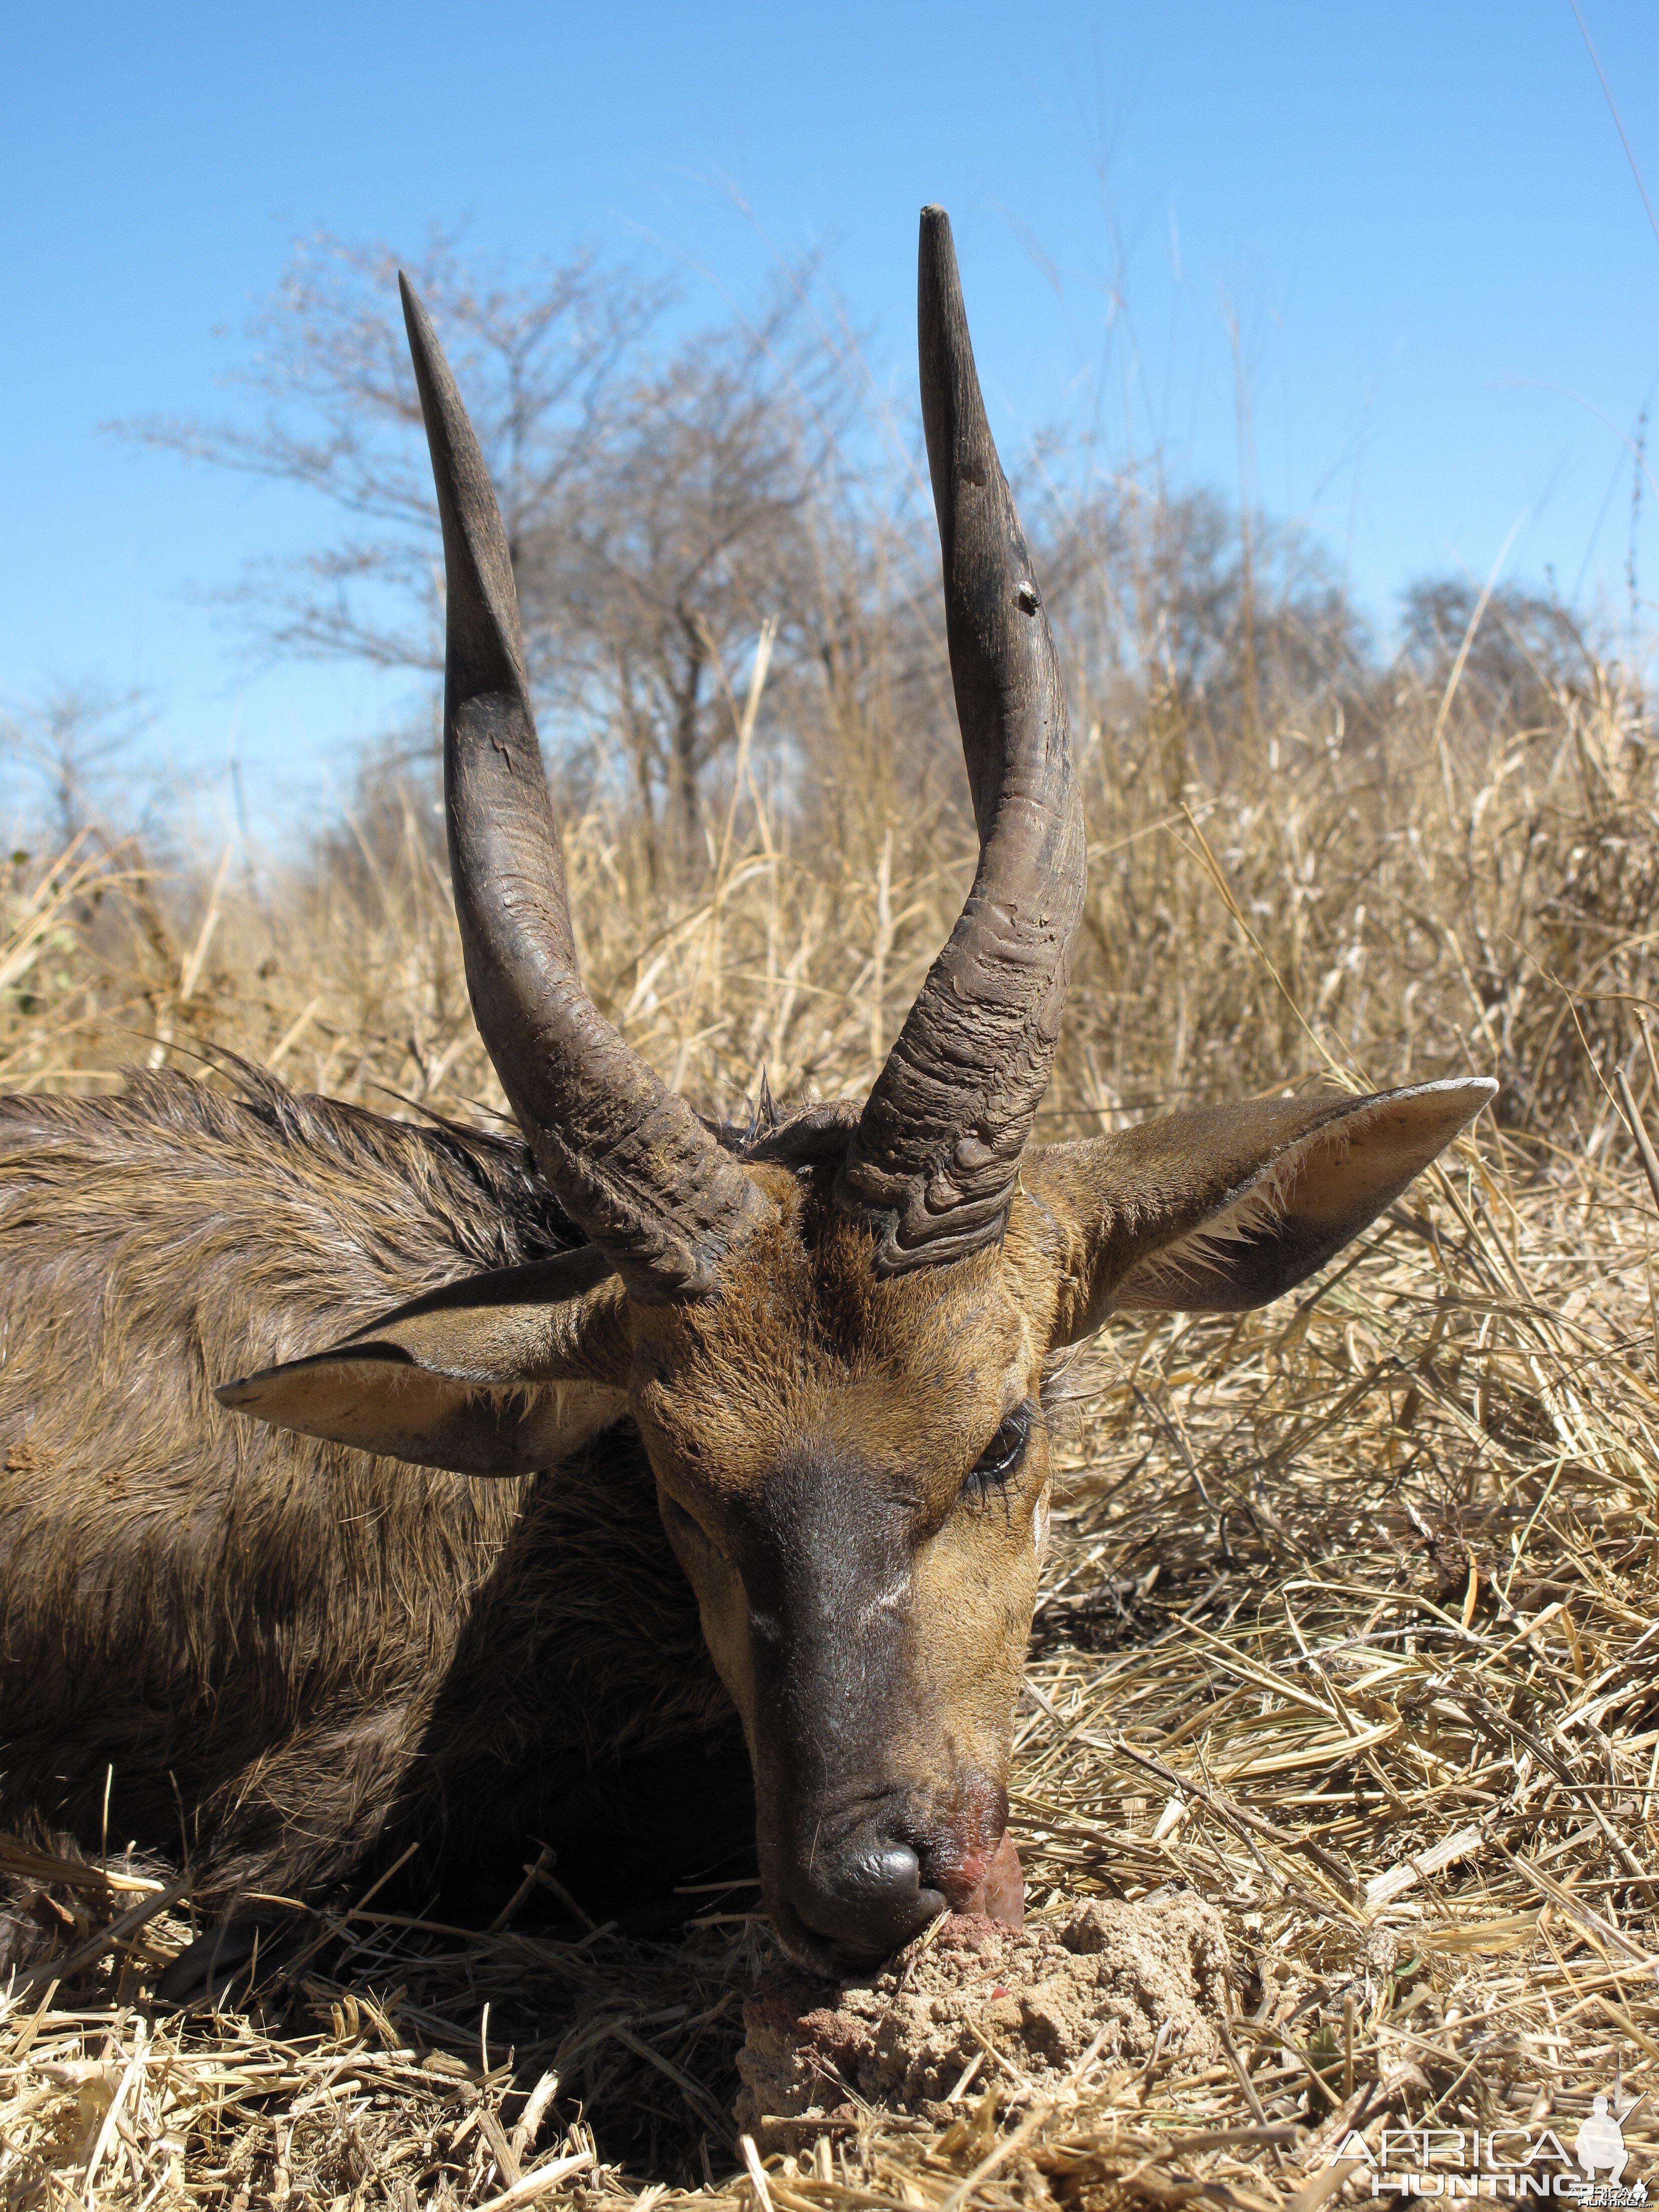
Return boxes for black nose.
[792,1838,944,1962]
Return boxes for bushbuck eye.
[965,1402,1033,1498]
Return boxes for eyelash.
[964,1401,1034,1498]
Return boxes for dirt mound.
[736,1892,1230,2145]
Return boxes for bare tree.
[121,229,666,677]
[0,685,151,849]
[1400,576,1589,728]
[525,279,860,870]
[125,234,871,882]
[1034,475,1375,780]
[130,230,1516,897]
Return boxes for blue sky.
[4,0,1657,827]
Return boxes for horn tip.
[918,206,963,312]
[398,269,430,340]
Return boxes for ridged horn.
[400,275,771,1301]
[836,207,1086,1273]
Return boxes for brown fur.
[0,1069,731,1922]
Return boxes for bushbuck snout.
[1,206,1494,1974]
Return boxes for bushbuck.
[0,209,1491,1976]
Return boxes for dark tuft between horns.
[400,274,772,1302]
[836,208,1086,1274]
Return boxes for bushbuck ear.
[1022,1077,1496,1345]
[215,1249,631,1477]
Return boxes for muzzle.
[775,1775,1025,1969]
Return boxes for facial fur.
[623,1164,1052,1970]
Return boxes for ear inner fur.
[1020,1076,1496,1342]
[215,1250,632,1474]
[215,1359,625,1478]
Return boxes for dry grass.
[3,660,1659,2208]
[7,640,1656,1133]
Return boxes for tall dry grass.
[2,634,1652,1144]
[4,646,1659,2206]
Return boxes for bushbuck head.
[221,207,1493,1973]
